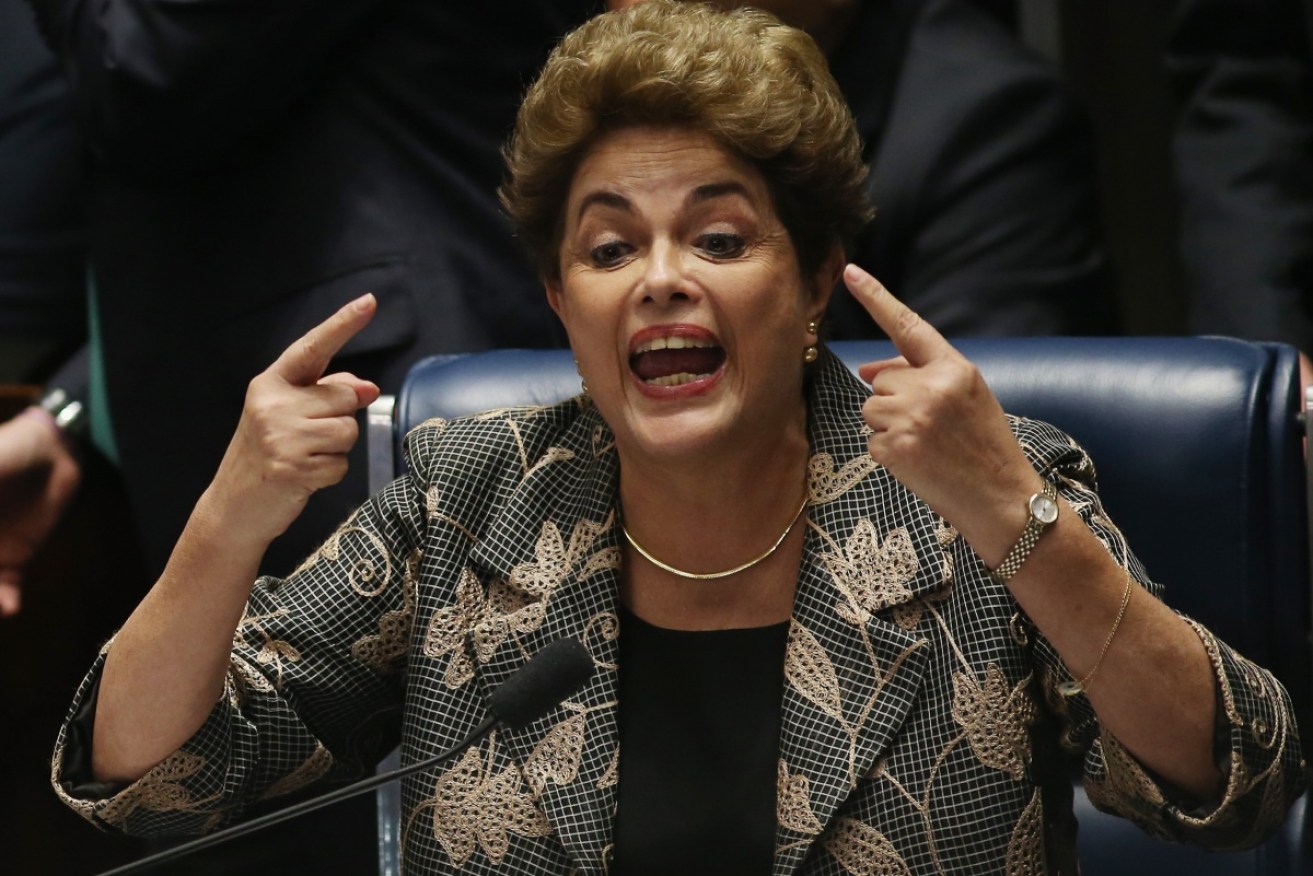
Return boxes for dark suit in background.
[17,1,1109,867]
[828,0,1115,340]
[1168,0,1313,350]
[27,0,596,582]
[0,0,86,373]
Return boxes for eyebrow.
[575,190,631,223]
[688,180,753,205]
[573,180,756,224]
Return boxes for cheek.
[561,304,622,375]
[752,287,811,338]
[567,301,616,346]
[552,279,596,336]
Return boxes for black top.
[612,606,790,876]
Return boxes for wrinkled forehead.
[563,126,774,225]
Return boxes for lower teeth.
[646,372,706,387]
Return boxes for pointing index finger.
[272,294,377,386]
[843,264,951,367]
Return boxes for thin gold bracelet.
[1058,566,1133,698]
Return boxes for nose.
[639,240,695,306]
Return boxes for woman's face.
[547,125,836,465]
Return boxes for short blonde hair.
[500,0,873,280]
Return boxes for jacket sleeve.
[50,466,427,836]
[22,0,383,179]
[1013,415,1306,850]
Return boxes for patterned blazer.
[53,349,1303,875]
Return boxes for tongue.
[632,347,724,380]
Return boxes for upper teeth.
[635,336,715,354]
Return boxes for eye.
[589,240,633,268]
[696,232,746,259]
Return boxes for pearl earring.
[804,319,820,362]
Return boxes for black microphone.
[488,635,596,726]
[98,637,595,875]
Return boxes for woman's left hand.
[843,264,1042,565]
[845,265,1233,800]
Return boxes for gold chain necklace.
[621,494,810,581]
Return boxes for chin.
[627,402,760,463]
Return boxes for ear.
[807,246,844,316]
[545,278,565,321]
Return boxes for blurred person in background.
[1168,0,1313,383]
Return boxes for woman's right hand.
[93,294,381,782]
[200,293,381,549]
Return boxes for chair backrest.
[367,337,1311,875]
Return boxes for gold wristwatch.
[989,480,1059,584]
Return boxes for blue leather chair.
[366,337,1311,875]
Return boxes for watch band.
[990,480,1059,584]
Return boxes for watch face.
[1031,493,1059,525]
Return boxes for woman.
[54,2,1301,873]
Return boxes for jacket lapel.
[772,352,945,874]
[465,405,624,875]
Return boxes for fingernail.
[843,264,865,283]
[353,292,375,311]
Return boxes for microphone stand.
[98,715,497,876]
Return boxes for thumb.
[318,372,381,409]
[857,355,910,385]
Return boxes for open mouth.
[630,335,726,387]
